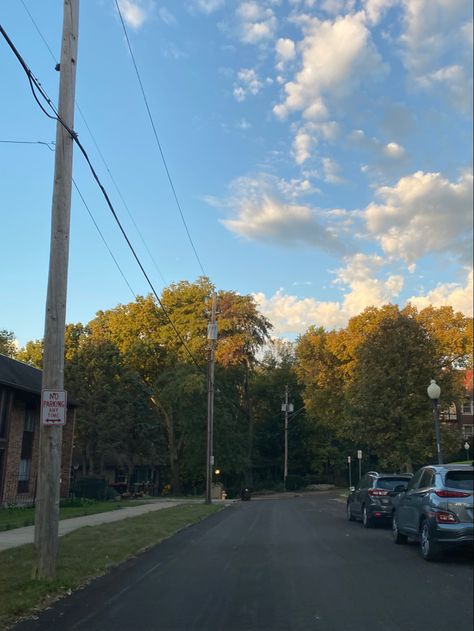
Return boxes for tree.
[0,329,17,357]
[344,312,460,471]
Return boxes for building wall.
[1,391,76,506]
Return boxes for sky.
[0,0,472,347]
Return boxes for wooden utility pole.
[34,0,79,579]
[284,385,289,491]
[205,292,217,504]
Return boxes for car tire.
[347,502,355,521]
[392,513,407,544]
[420,519,440,561]
[362,504,373,528]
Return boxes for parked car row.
[346,463,474,561]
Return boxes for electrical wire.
[0,21,204,373]
[114,0,207,278]
[19,0,168,288]
[0,139,54,150]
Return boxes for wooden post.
[34,0,79,579]
[205,292,217,504]
[284,385,288,491]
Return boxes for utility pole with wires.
[34,0,79,579]
[282,386,294,491]
[205,292,217,504]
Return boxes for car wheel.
[362,504,373,528]
[392,513,407,544]
[347,502,355,521]
[420,520,440,561]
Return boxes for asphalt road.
[14,493,473,631]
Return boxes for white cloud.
[274,12,386,120]
[194,0,225,13]
[252,253,405,335]
[236,1,277,44]
[365,169,473,264]
[276,38,296,62]
[322,157,345,184]
[233,68,263,101]
[399,0,472,109]
[293,130,313,165]
[117,0,149,29]
[292,121,340,164]
[383,142,405,158]
[362,0,397,25]
[407,268,473,316]
[222,194,348,254]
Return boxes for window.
[18,458,31,493]
[419,470,435,489]
[462,400,474,415]
[462,425,474,439]
[445,471,473,490]
[0,389,12,438]
[407,469,423,491]
[376,478,411,490]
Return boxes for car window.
[376,478,411,490]
[406,469,423,491]
[419,470,435,488]
[445,471,474,490]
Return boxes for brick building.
[0,354,76,506]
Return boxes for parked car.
[392,463,474,561]
[347,471,413,527]
[240,488,251,501]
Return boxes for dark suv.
[347,471,413,527]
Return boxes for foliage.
[0,329,17,358]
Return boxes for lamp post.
[427,379,443,464]
[464,442,470,461]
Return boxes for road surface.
[14,492,473,631]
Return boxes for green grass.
[0,503,222,629]
[0,499,154,532]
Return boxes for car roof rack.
[367,471,379,476]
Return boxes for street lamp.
[427,379,443,464]
[464,442,470,461]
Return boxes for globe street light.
[464,442,470,461]
[427,379,443,464]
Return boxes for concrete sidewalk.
[0,500,194,551]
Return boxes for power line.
[0,139,54,150]
[0,135,137,299]
[114,0,207,278]
[19,0,168,288]
[0,22,204,373]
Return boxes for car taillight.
[435,511,459,523]
[369,489,389,496]
[434,490,471,498]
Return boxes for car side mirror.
[349,486,355,492]
[394,485,406,493]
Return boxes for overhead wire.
[19,0,168,288]
[114,0,207,278]
[0,134,137,299]
[0,21,204,373]
[0,20,248,421]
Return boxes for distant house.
[441,369,474,440]
[0,354,76,506]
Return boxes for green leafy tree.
[0,329,17,358]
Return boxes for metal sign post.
[357,449,362,481]
[347,455,352,488]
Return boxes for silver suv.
[392,463,474,561]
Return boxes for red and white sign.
[41,390,67,425]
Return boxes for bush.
[71,478,108,501]
[285,474,305,491]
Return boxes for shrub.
[285,474,305,491]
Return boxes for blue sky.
[1,0,472,346]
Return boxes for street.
[14,493,473,631]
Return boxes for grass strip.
[0,499,155,532]
[0,503,222,629]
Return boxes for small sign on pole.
[347,456,351,464]
[357,449,362,459]
[41,390,67,425]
